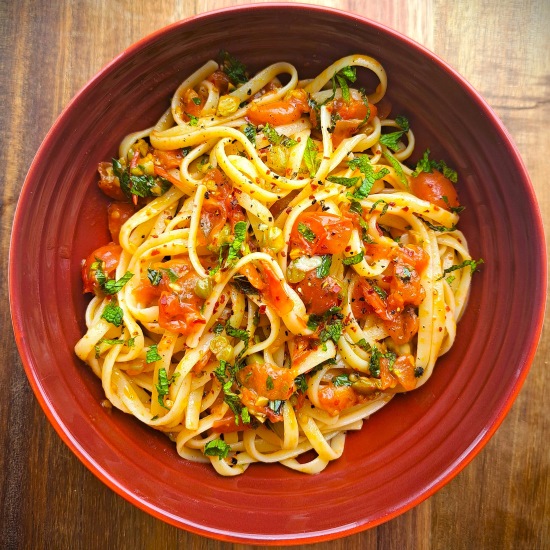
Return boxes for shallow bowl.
[9,3,546,544]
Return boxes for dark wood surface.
[1,1,548,548]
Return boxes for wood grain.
[1,1,548,548]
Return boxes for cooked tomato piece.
[294,269,342,315]
[391,354,417,391]
[107,202,135,244]
[97,161,127,201]
[239,387,284,423]
[247,89,309,126]
[410,169,459,211]
[212,410,252,433]
[239,262,294,315]
[207,70,231,95]
[384,305,419,345]
[237,362,295,401]
[317,384,359,416]
[158,292,206,335]
[153,149,184,170]
[81,243,122,295]
[180,88,205,121]
[197,168,245,246]
[133,259,206,336]
[290,212,353,256]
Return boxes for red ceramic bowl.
[9,3,546,545]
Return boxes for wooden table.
[1,1,548,548]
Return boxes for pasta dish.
[75,52,480,475]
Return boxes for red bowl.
[9,3,546,545]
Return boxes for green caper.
[194,277,213,299]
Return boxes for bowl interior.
[10,4,545,544]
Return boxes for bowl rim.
[9,2,547,544]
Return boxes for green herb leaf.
[424,220,457,233]
[382,151,409,189]
[192,97,201,105]
[369,199,390,217]
[147,268,162,286]
[155,367,170,407]
[413,149,435,176]
[441,258,484,278]
[336,74,350,102]
[304,137,321,177]
[225,221,247,266]
[204,438,231,459]
[379,131,405,152]
[186,113,199,126]
[342,251,364,265]
[348,155,389,199]
[103,271,133,295]
[320,319,342,344]
[219,50,248,86]
[101,302,124,327]
[395,115,410,132]
[297,222,316,243]
[294,374,308,393]
[316,255,332,279]
[263,123,297,147]
[327,176,360,187]
[243,123,257,144]
[146,343,162,364]
[354,338,371,351]
[161,267,180,283]
[225,322,250,345]
[266,375,274,391]
[213,323,224,335]
[333,373,352,387]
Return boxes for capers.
[194,277,213,299]
[209,336,233,362]
[351,376,378,395]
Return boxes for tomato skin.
[207,70,230,95]
[183,89,205,117]
[237,362,295,401]
[290,212,353,256]
[294,270,342,315]
[81,243,122,295]
[158,292,205,335]
[97,161,127,201]
[317,384,360,416]
[212,410,252,433]
[153,149,184,170]
[351,244,428,344]
[107,202,135,244]
[239,262,294,315]
[247,89,308,126]
[197,168,245,246]
[410,169,459,211]
[133,259,206,336]
[391,355,417,391]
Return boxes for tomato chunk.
[81,243,122,295]
[107,202,135,244]
[237,362,295,401]
[294,269,342,315]
[290,212,353,256]
[410,169,459,211]
[318,384,360,416]
[133,259,206,336]
[247,89,309,126]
